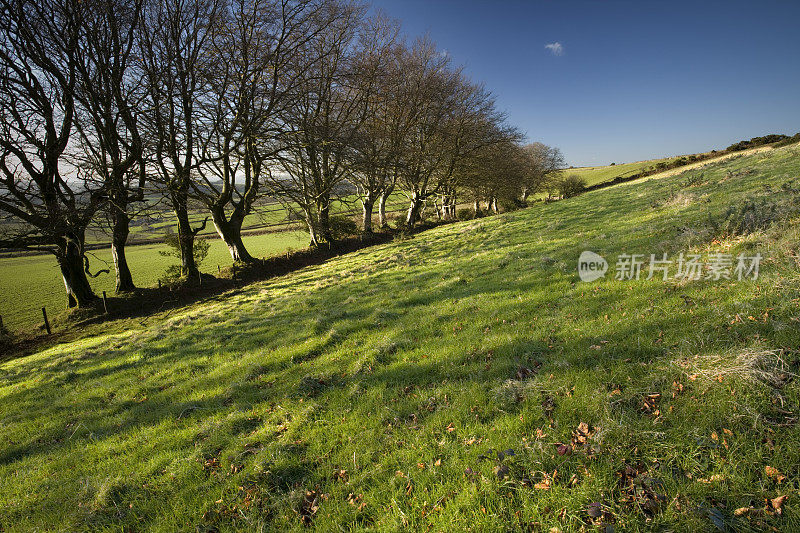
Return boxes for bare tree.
[0,0,108,307]
[368,38,418,230]
[72,0,145,292]
[274,0,366,245]
[435,79,515,220]
[392,37,459,228]
[345,14,400,234]
[193,0,321,262]
[461,139,528,215]
[138,0,222,281]
[393,39,512,228]
[521,142,565,202]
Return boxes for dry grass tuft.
[676,349,793,388]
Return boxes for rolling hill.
[567,155,689,186]
[1,143,799,531]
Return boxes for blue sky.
[369,0,800,166]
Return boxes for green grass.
[0,231,309,332]
[568,155,690,186]
[1,144,799,531]
[81,191,411,244]
[0,190,417,332]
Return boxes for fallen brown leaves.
[734,494,788,518]
[533,471,553,490]
[346,492,366,512]
[570,422,597,456]
[515,362,541,380]
[616,462,667,517]
[585,501,615,528]
[641,393,661,418]
[765,466,787,483]
[298,490,324,526]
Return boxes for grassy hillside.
[566,156,688,186]
[1,145,799,531]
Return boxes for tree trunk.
[491,197,498,214]
[440,193,455,219]
[362,196,375,234]
[304,209,319,247]
[317,201,332,242]
[378,189,391,228]
[405,194,424,228]
[111,208,135,293]
[444,193,456,219]
[210,206,255,263]
[473,199,481,217]
[57,233,98,308]
[172,190,200,280]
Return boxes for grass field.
[80,192,411,245]
[0,231,309,332]
[0,192,413,332]
[1,144,800,531]
[566,155,690,186]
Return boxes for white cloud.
[545,42,564,56]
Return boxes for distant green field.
[566,155,689,186]
[0,231,309,332]
[84,192,411,244]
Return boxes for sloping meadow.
[1,145,799,531]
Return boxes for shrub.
[721,198,780,236]
[159,233,210,282]
[726,134,790,152]
[707,181,800,237]
[773,132,800,148]
[498,198,521,213]
[558,174,587,199]
[328,215,358,240]
[683,173,706,187]
[456,208,474,220]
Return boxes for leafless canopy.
[0,0,562,307]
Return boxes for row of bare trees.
[0,0,564,309]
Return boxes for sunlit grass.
[0,190,414,332]
[1,144,799,531]
[0,231,309,331]
[567,155,687,186]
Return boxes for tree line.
[0,0,564,309]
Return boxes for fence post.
[42,307,51,335]
[102,291,109,314]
